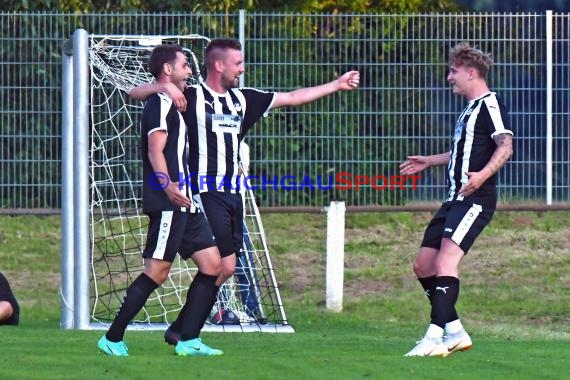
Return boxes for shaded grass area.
[0,211,569,379]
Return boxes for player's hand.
[458,171,486,197]
[164,181,191,208]
[400,155,430,175]
[337,71,360,91]
[162,82,187,112]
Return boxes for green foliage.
[1,0,141,12]
[0,0,462,12]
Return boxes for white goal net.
[86,34,292,332]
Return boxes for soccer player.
[98,44,223,357]
[130,38,359,343]
[399,42,513,357]
[0,272,19,325]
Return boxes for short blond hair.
[449,42,492,78]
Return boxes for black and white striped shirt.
[446,92,513,205]
[183,83,275,193]
[141,93,196,213]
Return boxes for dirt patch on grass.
[271,211,570,309]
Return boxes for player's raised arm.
[271,70,360,109]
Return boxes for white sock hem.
[445,319,464,335]
[424,324,444,339]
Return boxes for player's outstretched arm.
[400,152,450,175]
[130,82,187,111]
[271,70,359,109]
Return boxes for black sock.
[106,273,158,342]
[179,272,219,341]
[418,275,437,305]
[430,276,460,329]
[170,282,220,334]
[200,282,220,331]
[169,303,188,333]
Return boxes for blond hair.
[449,42,493,78]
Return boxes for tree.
[1,0,462,12]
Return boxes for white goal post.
[61,29,293,333]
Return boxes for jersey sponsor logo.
[211,114,242,134]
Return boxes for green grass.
[1,211,570,379]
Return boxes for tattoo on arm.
[484,133,513,176]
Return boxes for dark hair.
[204,38,242,69]
[148,43,184,79]
[449,42,493,79]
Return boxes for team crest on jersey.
[234,103,242,112]
[211,114,242,134]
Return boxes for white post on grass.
[325,201,346,312]
[545,10,553,205]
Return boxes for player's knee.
[204,259,222,277]
[0,301,14,321]
[220,265,236,282]
[149,271,169,284]
[144,266,170,284]
[212,260,222,276]
[412,261,430,278]
[223,266,236,279]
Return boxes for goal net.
[86,34,292,332]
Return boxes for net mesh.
[88,34,290,330]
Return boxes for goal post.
[61,29,293,333]
[62,28,90,329]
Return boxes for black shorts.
[143,210,216,262]
[421,201,495,254]
[193,191,243,258]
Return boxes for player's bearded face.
[221,49,244,89]
[172,52,192,91]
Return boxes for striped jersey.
[141,93,196,213]
[183,83,275,193]
[446,92,512,205]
